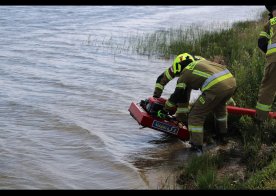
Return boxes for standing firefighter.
[162,53,236,155]
[255,5,276,121]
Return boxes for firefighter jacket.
[153,64,179,98]
[164,59,235,110]
[153,64,192,115]
[153,55,205,98]
[258,16,276,63]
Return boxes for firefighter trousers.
[256,62,276,121]
[188,82,236,146]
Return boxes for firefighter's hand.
[157,110,167,119]
[153,88,162,98]
[163,107,174,116]
[163,102,175,115]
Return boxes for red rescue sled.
[129,97,189,141]
[128,97,276,141]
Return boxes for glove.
[153,88,162,98]
[157,110,167,119]
[258,37,268,54]
[163,101,176,115]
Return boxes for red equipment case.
[128,97,190,141]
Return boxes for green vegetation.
[244,159,276,189]
[132,13,267,108]
[132,11,276,189]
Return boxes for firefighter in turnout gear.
[162,53,236,155]
[255,5,276,121]
[153,54,205,123]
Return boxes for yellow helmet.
[172,53,195,75]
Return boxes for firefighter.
[255,5,276,122]
[162,53,236,155]
[153,55,236,123]
[153,54,206,124]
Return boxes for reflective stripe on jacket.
[166,59,235,106]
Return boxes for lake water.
[0,6,264,189]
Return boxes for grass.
[131,10,276,189]
[177,154,221,189]
[244,158,276,189]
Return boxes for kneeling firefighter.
[162,53,237,154]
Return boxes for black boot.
[189,142,203,156]
[212,133,228,145]
[213,116,228,146]
[253,116,263,126]
[216,133,228,145]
